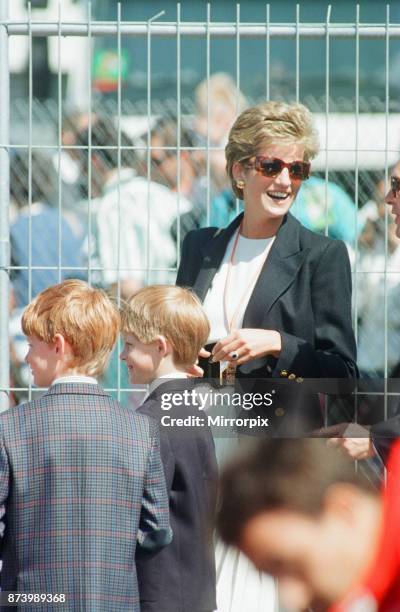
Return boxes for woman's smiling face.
[234,142,306,224]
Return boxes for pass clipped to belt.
[220,360,237,386]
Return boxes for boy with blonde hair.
[0,279,171,611]
[120,285,217,612]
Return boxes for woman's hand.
[186,347,211,378]
[210,329,281,366]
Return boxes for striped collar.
[52,375,98,386]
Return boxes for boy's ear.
[53,333,65,355]
[155,335,169,358]
[53,333,74,359]
[323,483,362,526]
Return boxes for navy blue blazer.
[177,213,358,433]
[136,379,218,612]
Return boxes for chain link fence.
[1,3,400,429]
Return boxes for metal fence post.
[0,0,10,411]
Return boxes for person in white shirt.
[79,117,192,298]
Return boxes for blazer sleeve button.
[280,370,288,377]
[275,407,285,417]
[288,373,296,380]
[296,377,304,383]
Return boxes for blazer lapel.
[193,213,243,301]
[243,214,308,327]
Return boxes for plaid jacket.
[0,383,171,611]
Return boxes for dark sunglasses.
[391,175,400,197]
[251,156,311,181]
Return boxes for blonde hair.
[120,285,210,368]
[195,72,248,118]
[22,279,119,377]
[225,100,320,199]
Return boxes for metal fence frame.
[1,1,399,412]
[0,0,10,412]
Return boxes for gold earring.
[236,180,245,189]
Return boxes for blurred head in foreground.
[217,439,381,611]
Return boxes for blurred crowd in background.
[8,73,400,406]
[4,5,400,611]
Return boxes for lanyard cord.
[223,222,272,333]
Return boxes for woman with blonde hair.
[177,100,357,611]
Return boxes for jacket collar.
[145,377,199,403]
[242,213,308,327]
[192,213,243,301]
[193,212,306,320]
[44,383,110,398]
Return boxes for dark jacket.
[136,379,218,612]
[177,213,358,434]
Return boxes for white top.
[52,375,98,386]
[93,168,192,286]
[203,232,276,343]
